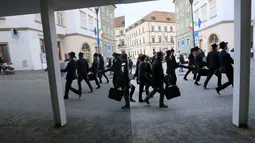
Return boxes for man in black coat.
[203,44,222,89]
[138,55,147,103]
[98,54,109,83]
[166,49,178,85]
[216,41,233,95]
[184,48,197,80]
[144,51,168,108]
[77,52,93,93]
[90,53,100,89]
[61,52,81,99]
[105,53,122,87]
[194,47,205,85]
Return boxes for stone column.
[40,0,67,126]
[233,0,252,127]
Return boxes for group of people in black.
[61,40,233,109]
[183,41,233,95]
[61,52,109,99]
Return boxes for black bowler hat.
[211,43,218,49]
[219,41,228,49]
[68,51,76,58]
[170,48,175,53]
[78,52,84,57]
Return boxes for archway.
[207,33,219,53]
[81,43,91,63]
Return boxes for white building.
[114,16,126,53]
[0,8,99,70]
[193,0,255,56]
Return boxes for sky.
[115,0,175,27]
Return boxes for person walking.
[216,41,233,95]
[61,52,81,99]
[128,58,133,74]
[144,51,168,108]
[203,44,222,89]
[105,53,122,87]
[90,53,101,89]
[138,55,149,103]
[77,52,93,93]
[184,48,197,80]
[98,54,109,84]
[194,47,205,85]
[165,49,178,85]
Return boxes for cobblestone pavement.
[0,59,255,143]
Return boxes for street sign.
[107,45,111,51]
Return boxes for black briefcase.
[200,68,209,76]
[88,73,96,81]
[164,85,181,100]
[108,88,123,101]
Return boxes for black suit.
[61,59,80,98]
[184,53,197,80]
[98,57,109,83]
[134,60,140,84]
[90,59,100,87]
[138,61,152,102]
[195,54,205,83]
[77,58,93,92]
[105,58,122,87]
[166,55,178,85]
[216,50,234,91]
[204,50,222,87]
[145,58,165,106]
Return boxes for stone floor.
[0,60,255,143]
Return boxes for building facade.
[114,16,126,53]
[192,0,255,55]
[99,5,116,59]
[125,11,176,59]
[173,0,194,54]
[0,8,99,70]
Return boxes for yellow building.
[125,11,176,58]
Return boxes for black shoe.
[145,99,150,105]
[78,91,82,98]
[183,78,188,81]
[216,88,220,95]
[194,82,201,86]
[121,105,130,109]
[203,86,207,89]
[139,99,145,103]
[130,99,136,102]
[160,104,168,108]
[96,86,101,89]
[88,90,93,93]
[64,96,68,99]
[106,80,109,84]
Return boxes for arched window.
[209,34,219,44]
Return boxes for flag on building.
[198,18,202,28]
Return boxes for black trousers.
[123,87,130,107]
[93,74,100,87]
[99,71,109,83]
[204,68,222,87]
[145,84,165,106]
[78,75,93,91]
[195,69,202,83]
[216,71,233,91]
[65,79,80,98]
[130,84,135,100]
[138,80,150,101]
[184,67,197,80]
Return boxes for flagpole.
[189,0,196,48]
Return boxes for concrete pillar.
[233,0,252,127]
[40,0,67,126]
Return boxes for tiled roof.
[126,11,175,31]
[114,16,125,28]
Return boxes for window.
[178,41,180,48]
[88,16,93,30]
[186,16,190,29]
[158,37,162,43]
[152,37,155,43]
[40,39,45,53]
[158,26,161,31]
[166,18,171,21]
[102,24,106,33]
[151,16,156,20]
[151,25,155,32]
[170,26,173,32]
[187,38,190,46]
[35,14,41,22]
[143,37,145,44]
[0,44,10,63]
[142,27,144,33]
[121,40,125,46]
[210,0,217,18]
[201,4,208,21]
[108,27,110,35]
[110,11,113,19]
[120,30,124,36]
[171,37,174,43]
[153,48,156,53]
[57,11,64,25]
[164,26,168,32]
[140,39,142,45]
[165,37,168,42]
[80,12,87,29]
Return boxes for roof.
[126,11,175,31]
[114,16,125,28]
[0,0,154,17]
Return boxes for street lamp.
[95,7,100,54]
[189,0,196,48]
